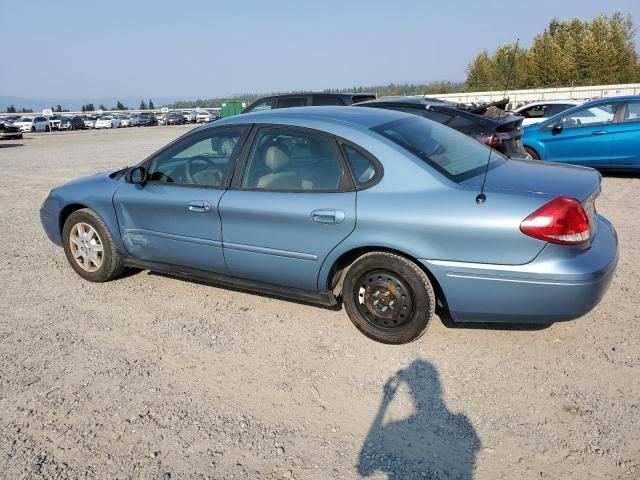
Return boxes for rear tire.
[524,147,539,160]
[342,252,435,344]
[62,209,125,282]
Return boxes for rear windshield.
[372,116,505,182]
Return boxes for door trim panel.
[123,228,223,248]
[223,241,318,261]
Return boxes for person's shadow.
[357,360,480,480]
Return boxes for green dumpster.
[220,100,248,118]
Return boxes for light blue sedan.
[40,107,618,343]
[522,96,640,170]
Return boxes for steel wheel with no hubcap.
[69,222,104,272]
[355,270,415,330]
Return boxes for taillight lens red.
[520,196,591,245]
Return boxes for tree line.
[466,13,640,91]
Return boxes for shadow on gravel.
[436,308,553,331]
[600,171,639,179]
[0,143,24,148]
[358,360,480,480]
[146,271,342,311]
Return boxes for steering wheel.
[185,156,219,184]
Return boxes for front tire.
[342,252,435,344]
[524,147,539,160]
[62,209,125,282]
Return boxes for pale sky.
[1,0,638,100]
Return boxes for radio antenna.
[476,38,519,204]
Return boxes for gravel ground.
[0,127,638,480]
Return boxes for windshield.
[20,117,33,122]
[372,116,505,182]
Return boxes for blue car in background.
[40,107,618,344]
[522,96,640,170]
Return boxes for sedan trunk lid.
[462,158,601,202]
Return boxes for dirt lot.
[0,127,638,480]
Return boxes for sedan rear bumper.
[421,215,618,323]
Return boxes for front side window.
[622,101,640,123]
[559,103,616,129]
[148,127,246,187]
[373,116,503,182]
[246,99,274,112]
[519,105,549,118]
[242,127,344,191]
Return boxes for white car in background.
[120,115,131,127]
[13,116,50,132]
[182,110,197,123]
[83,116,99,129]
[196,111,214,123]
[512,100,582,126]
[94,115,122,129]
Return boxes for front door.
[543,102,618,167]
[219,126,356,291]
[113,126,248,272]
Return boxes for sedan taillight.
[520,196,590,245]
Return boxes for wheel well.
[524,145,540,159]
[59,203,88,235]
[327,246,448,309]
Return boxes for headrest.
[265,144,290,171]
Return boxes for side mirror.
[551,123,564,135]
[129,166,148,184]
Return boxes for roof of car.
[259,92,374,98]
[213,105,413,130]
[357,96,461,107]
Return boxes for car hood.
[461,158,601,202]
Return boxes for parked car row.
[0,109,219,137]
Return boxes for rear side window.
[622,101,640,123]
[276,97,307,108]
[373,116,503,182]
[342,144,379,187]
[242,127,344,191]
[312,95,345,106]
[352,95,376,104]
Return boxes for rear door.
[219,125,356,291]
[113,126,248,273]
[611,100,640,168]
[542,102,618,167]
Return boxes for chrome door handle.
[187,200,212,213]
[311,209,345,224]
[592,131,609,136]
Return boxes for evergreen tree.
[148,99,154,110]
[116,100,126,110]
[465,13,640,89]
[140,100,147,110]
[7,105,16,113]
